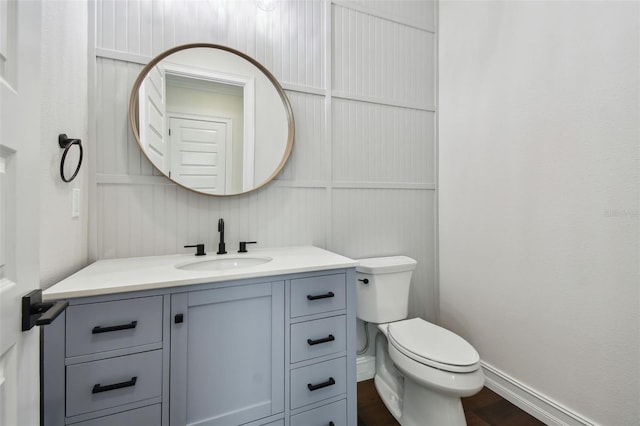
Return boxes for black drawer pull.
[329,423,335,426]
[307,292,335,301]
[307,334,335,346]
[307,377,335,391]
[92,376,137,394]
[92,320,138,334]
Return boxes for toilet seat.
[387,318,480,373]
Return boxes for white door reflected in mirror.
[130,43,294,196]
[169,117,231,194]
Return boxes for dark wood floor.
[357,379,545,426]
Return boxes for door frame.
[163,63,255,191]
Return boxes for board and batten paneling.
[92,0,437,320]
[276,91,328,183]
[97,0,325,89]
[331,189,436,320]
[332,99,435,184]
[344,0,436,31]
[332,3,435,109]
[97,183,327,259]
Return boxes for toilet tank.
[355,256,417,323]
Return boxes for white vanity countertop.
[42,246,358,301]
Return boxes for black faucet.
[184,244,206,256]
[217,218,227,254]
[238,241,257,253]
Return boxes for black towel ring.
[58,134,83,183]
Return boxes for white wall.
[91,0,438,322]
[439,2,639,425]
[40,1,89,288]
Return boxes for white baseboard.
[357,355,375,382]
[481,362,598,426]
[355,356,597,425]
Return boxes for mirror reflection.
[129,44,294,196]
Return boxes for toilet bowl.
[356,256,484,426]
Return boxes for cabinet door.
[170,281,284,426]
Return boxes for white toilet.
[356,256,484,426]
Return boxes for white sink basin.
[176,256,272,271]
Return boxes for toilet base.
[375,373,468,426]
[373,332,404,421]
[373,331,474,426]
[374,374,402,421]
[402,377,467,426]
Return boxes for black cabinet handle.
[329,422,335,426]
[92,376,137,394]
[92,321,137,334]
[307,334,335,346]
[307,292,335,301]
[307,377,335,391]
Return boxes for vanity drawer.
[290,357,346,409]
[291,399,347,426]
[290,274,345,318]
[66,350,162,417]
[68,404,161,426]
[291,315,346,363]
[66,296,163,357]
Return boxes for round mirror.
[129,43,294,196]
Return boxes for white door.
[0,1,42,425]
[139,64,168,173]
[169,117,232,194]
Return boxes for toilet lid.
[387,318,480,373]
[356,256,417,274]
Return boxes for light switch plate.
[71,188,80,218]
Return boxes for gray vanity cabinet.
[43,267,356,426]
[169,281,285,426]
